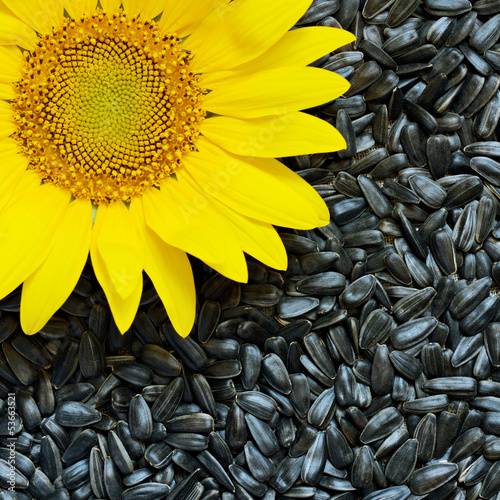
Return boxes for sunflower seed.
[330,197,367,225]
[443,176,483,209]
[298,430,326,486]
[164,432,208,452]
[261,353,292,394]
[383,252,410,287]
[162,325,209,371]
[238,343,261,391]
[190,373,217,418]
[423,376,477,397]
[358,174,393,218]
[60,429,97,467]
[277,296,320,319]
[339,275,377,309]
[452,202,478,252]
[307,386,336,429]
[244,441,275,482]
[383,438,418,485]
[429,228,457,275]
[225,403,247,453]
[391,317,438,349]
[404,394,450,414]
[360,40,398,72]
[360,407,404,444]
[86,447,106,499]
[11,333,51,369]
[126,394,153,441]
[235,391,277,421]
[389,351,423,380]
[61,458,90,490]
[122,483,171,500]
[346,61,383,97]
[372,344,395,394]
[350,446,373,489]
[107,430,133,475]
[54,401,101,427]
[460,295,500,336]
[151,377,184,423]
[0,457,27,490]
[409,175,446,208]
[198,450,235,492]
[139,344,182,376]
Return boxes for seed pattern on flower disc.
[12,12,206,203]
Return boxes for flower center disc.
[13,11,205,203]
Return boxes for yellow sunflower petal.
[0,100,15,139]
[0,182,70,300]
[201,112,346,158]
[0,45,22,83]
[21,198,92,334]
[0,82,15,99]
[158,0,229,37]
[99,0,121,12]
[203,253,248,283]
[212,200,288,270]
[0,136,21,154]
[90,218,143,334]
[184,0,314,73]
[143,174,248,282]
[64,0,98,18]
[2,0,64,35]
[0,11,37,49]
[142,179,226,265]
[203,66,349,119]
[130,198,196,337]
[122,0,164,19]
[184,142,329,229]
[4,170,42,211]
[93,201,144,300]
[0,144,30,212]
[111,279,143,334]
[174,170,249,282]
[201,27,355,87]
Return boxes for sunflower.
[0,0,353,336]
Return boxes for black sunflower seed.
[55,401,102,427]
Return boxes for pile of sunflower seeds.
[6,0,500,499]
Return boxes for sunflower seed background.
[6,1,500,499]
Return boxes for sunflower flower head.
[13,12,206,202]
[0,0,354,337]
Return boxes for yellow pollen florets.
[12,11,206,203]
